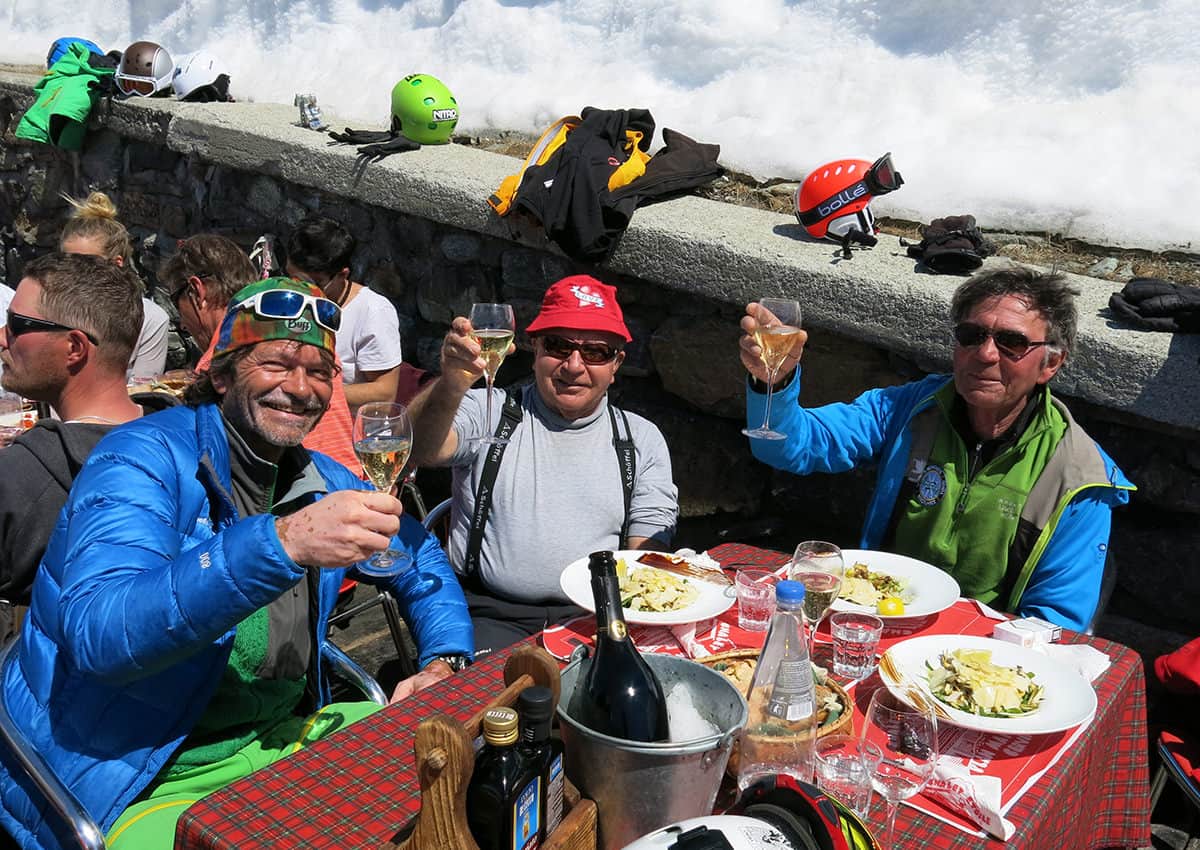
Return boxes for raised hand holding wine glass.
[863,688,938,847]
[469,302,516,446]
[352,402,413,576]
[741,298,803,440]
[788,540,844,659]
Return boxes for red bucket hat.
[525,275,632,342]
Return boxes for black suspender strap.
[609,402,636,544]
[463,388,638,581]
[463,387,525,579]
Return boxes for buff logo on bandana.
[917,464,947,506]
[287,317,313,334]
[570,285,606,309]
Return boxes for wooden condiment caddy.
[387,645,597,850]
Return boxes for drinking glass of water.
[830,611,884,680]
[352,402,413,576]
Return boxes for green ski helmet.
[390,74,458,144]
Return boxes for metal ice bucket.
[556,653,749,850]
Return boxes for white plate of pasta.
[830,549,961,620]
[559,550,735,625]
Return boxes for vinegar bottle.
[517,686,565,841]
[737,579,817,792]
[567,550,669,742]
[466,707,542,850]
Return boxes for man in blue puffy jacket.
[739,268,1132,631]
[0,277,473,850]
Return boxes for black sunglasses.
[953,323,1049,361]
[538,334,621,365]
[5,311,99,346]
[168,271,216,305]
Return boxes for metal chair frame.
[0,640,387,850]
[1151,731,1200,838]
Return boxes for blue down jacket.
[0,402,472,848]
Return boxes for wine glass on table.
[742,297,802,441]
[469,302,516,446]
[788,540,843,659]
[863,688,938,847]
[352,402,413,576]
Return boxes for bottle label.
[545,753,564,835]
[766,658,814,721]
[512,776,541,850]
[608,620,627,641]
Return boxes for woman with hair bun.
[59,191,171,377]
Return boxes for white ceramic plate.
[559,550,735,626]
[831,549,961,620]
[879,634,1097,735]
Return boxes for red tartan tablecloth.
[176,543,1151,850]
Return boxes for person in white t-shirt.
[285,216,403,409]
[58,192,170,377]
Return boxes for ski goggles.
[5,310,99,345]
[537,334,621,365]
[953,323,1050,361]
[231,289,342,333]
[115,69,174,97]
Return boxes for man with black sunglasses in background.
[739,267,1133,631]
[0,252,144,642]
[409,275,679,654]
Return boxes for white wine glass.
[742,298,802,441]
[788,540,843,660]
[352,402,413,576]
[469,302,516,446]
[863,688,938,847]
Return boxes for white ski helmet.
[172,50,232,102]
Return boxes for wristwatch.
[434,654,472,673]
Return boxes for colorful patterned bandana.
[213,277,338,360]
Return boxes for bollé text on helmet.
[817,182,867,218]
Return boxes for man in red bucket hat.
[410,274,678,654]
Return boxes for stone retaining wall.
[1,70,1197,665]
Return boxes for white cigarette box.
[992,617,1062,647]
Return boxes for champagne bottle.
[467,707,542,850]
[567,550,669,742]
[517,686,565,841]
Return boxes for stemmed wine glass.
[469,303,516,446]
[352,402,413,576]
[788,540,843,659]
[862,688,938,847]
[742,298,802,441]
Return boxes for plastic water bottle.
[293,93,326,130]
[737,580,817,791]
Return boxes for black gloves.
[904,215,994,274]
[327,128,420,161]
[1109,278,1200,333]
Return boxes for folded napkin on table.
[924,758,1016,840]
[1036,643,1111,682]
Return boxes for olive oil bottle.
[517,686,565,841]
[467,707,542,850]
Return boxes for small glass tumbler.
[830,611,884,680]
[814,733,884,819]
[734,569,778,631]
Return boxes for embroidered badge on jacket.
[917,464,947,506]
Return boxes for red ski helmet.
[794,153,903,244]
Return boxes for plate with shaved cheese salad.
[879,634,1097,734]
[830,549,961,620]
[559,550,735,625]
